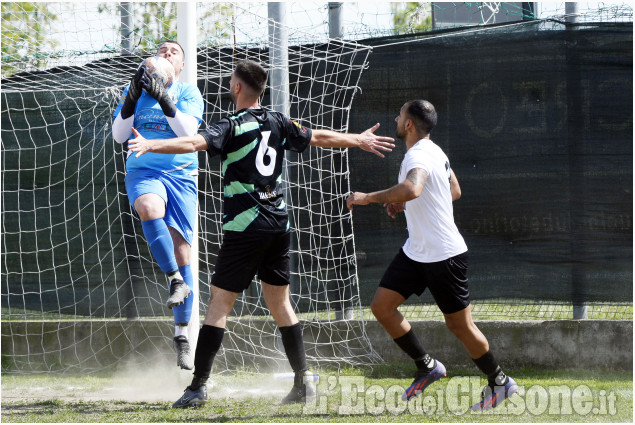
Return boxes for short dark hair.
[159,40,185,59]
[234,60,268,95]
[405,100,437,134]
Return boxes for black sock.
[279,323,308,385]
[472,350,508,387]
[189,376,207,391]
[393,329,433,372]
[191,324,225,387]
[415,354,435,372]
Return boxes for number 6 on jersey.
[255,130,276,176]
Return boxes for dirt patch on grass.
[1,357,293,408]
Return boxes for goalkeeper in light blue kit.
[112,40,204,370]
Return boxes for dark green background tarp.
[347,22,633,305]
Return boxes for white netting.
[1,2,380,374]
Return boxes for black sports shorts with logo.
[211,230,291,293]
[379,249,470,314]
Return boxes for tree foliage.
[97,2,234,54]
[1,2,59,75]
[0,2,234,77]
[392,2,433,33]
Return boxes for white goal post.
[176,0,201,355]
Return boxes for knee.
[268,300,290,316]
[370,301,393,322]
[266,297,297,327]
[207,300,232,323]
[445,319,478,338]
[445,319,468,336]
[135,198,164,221]
[264,293,293,315]
[174,245,191,266]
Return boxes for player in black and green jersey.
[128,60,394,408]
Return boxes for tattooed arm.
[346,168,427,210]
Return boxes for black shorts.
[211,231,291,293]
[379,249,470,314]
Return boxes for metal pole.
[328,2,343,39]
[177,1,201,343]
[268,2,301,309]
[268,3,290,115]
[120,2,133,55]
[565,2,579,24]
[565,2,587,320]
[268,1,295,354]
[119,1,139,320]
[327,2,352,321]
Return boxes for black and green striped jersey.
[201,108,312,233]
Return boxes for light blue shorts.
[125,170,197,245]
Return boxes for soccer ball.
[140,56,175,89]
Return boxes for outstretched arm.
[127,128,207,157]
[310,123,395,158]
[347,168,428,210]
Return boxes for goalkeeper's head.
[157,40,185,78]
[231,60,268,103]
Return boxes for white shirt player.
[398,138,467,263]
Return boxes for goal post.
[267,2,290,116]
[0,2,380,374]
[176,0,201,353]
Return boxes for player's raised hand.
[128,67,145,103]
[141,72,166,100]
[141,74,177,118]
[120,67,146,119]
[128,128,153,157]
[357,123,395,158]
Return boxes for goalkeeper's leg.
[168,226,195,369]
[141,223,192,368]
[262,281,316,405]
[134,194,188,305]
[159,175,198,368]
[128,179,193,370]
[126,170,194,307]
[172,263,194,370]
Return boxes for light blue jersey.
[113,80,204,176]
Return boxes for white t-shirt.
[399,138,468,263]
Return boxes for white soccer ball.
[140,56,175,89]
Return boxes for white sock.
[175,324,188,338]
[168,271,183,282]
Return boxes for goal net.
[1,2,380,374]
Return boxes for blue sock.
[141,218,178,274]
[173,264,194,324]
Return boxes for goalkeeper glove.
[142,74,178,118]
[120,67,144,119]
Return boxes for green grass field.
[2,365,632,423]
